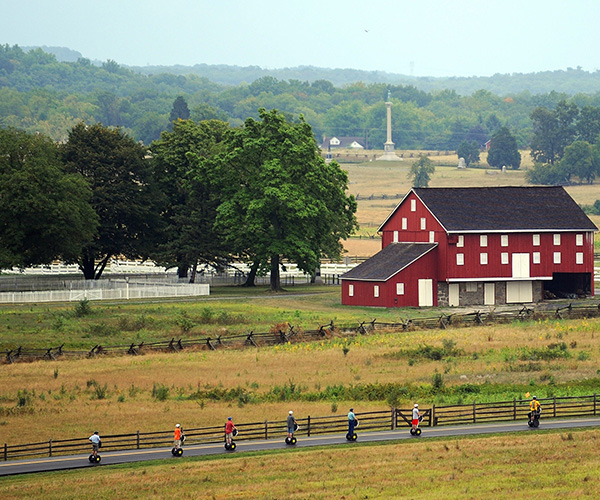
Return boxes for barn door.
[484,283,495,305]
[418,279,433,307]
[506,281,532,303]
[512,253,530,278]
[448,283,459,307]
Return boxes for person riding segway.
[346,408,358,441]
[410,404,422,436]
[172,423,184,456]
[528,396,541,428]
[225,417,237,450]
[88,431,101,463]
[286,410,298,445]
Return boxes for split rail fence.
[3,302,600,364]
[4,394,599,462]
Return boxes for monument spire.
[377,90,402,161]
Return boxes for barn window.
[429,231,435,243]
[374,285,379,297]
[553,252,561,264]
[480,235,487,247]
[410,199,416,212]
[393,231,399,243]
[401,218,407,230]
[553,234,561,246]
[576,234,583,246]
[348,284,354,297]
[576,252,584,265]
[466,282,477,292]
[533,234,540,246]
[532,252,540,264]
[420,218,426,230]
[501,252,509,265]
[480,253,488,265]
[396,283,404,295]
[456,253,464,266]
[501,235,509,247]
[457,235,464,248]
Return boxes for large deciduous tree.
[150,119,231,280]
[530,100,578,165]
[208,108,357,290]
[0,127,97,269]
[60,123,159,279]
[408,155,435,187]
[487,126,521,169]
[456,140,480,166]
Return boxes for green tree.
[530,101,578,165]
[169,96,190,122]
[150,119,231,279]
[210,108,357,290]
[60,123,159,279]
[456,140,480,166]
[559,141,599,184]
[487,127,521,169]
[0,128,97,269]
[408,155,436,187]
[576,106,600,143]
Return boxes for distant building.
[341,187,597,308]
[321,136,365,149]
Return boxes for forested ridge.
[4,44,600,148]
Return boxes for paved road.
[2,417,600,477]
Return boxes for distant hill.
[129,63,600,96]
[21,46,84,63]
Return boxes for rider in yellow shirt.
[529,396,541,422]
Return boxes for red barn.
[342,187,597,307]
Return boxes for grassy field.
[2,303,600,444]
[2,428,600,499]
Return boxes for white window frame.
[348,284,354,297]
[393,231,399,243]
[401,217,407,230]
[396,283,404,295]
[480,253,488,265]
[410,199,416,212]
[553,234,561,246]
[532,252,540,264]
[532,234,540,246]
[429,231,435,243]
[553,252,561,264]
[480,235,487,247]
[456,253,464,266]
[420,218,426,230]
[576,234,584,246]
[457,235,464,248]
[466,282,477,292]
[501,235,509,247]
[374,285,379,298]
[576,252,584,265]
[501,252,509,265]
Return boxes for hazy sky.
[2,0,598,77]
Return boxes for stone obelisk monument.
[377,90,402,161]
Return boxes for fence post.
[307,416,311,437]
[473,401,477,424]
[513,398,516,420]
[265,420,268,440]
[595,394,597,416]
[136,430,140,449]
[391,408,396,430]
[553,397,556,418]
[4,443,7,461]
[432,404,436,426]
[49,439,52,457]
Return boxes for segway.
[346,419,359,441]
[88,454,101,463]
[225,428,238,450]
[172,433,185,456]
[285,423,299,445]
[528,411,541,428]
[410,415,423,436]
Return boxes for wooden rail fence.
[4,395,599,462]
[2,303,600,364]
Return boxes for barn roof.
[341,242,437,281]
[380,187,597,233]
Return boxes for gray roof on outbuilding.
[381,186,597,233]
[341,242,437,281]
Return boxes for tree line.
[0,110,357,289]
[5,44,600,153]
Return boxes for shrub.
[432,372,444,391]
[152,384,170,401]
[74,298,92,317]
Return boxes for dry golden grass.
[2,317,600,444]
[2,429,600,499]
